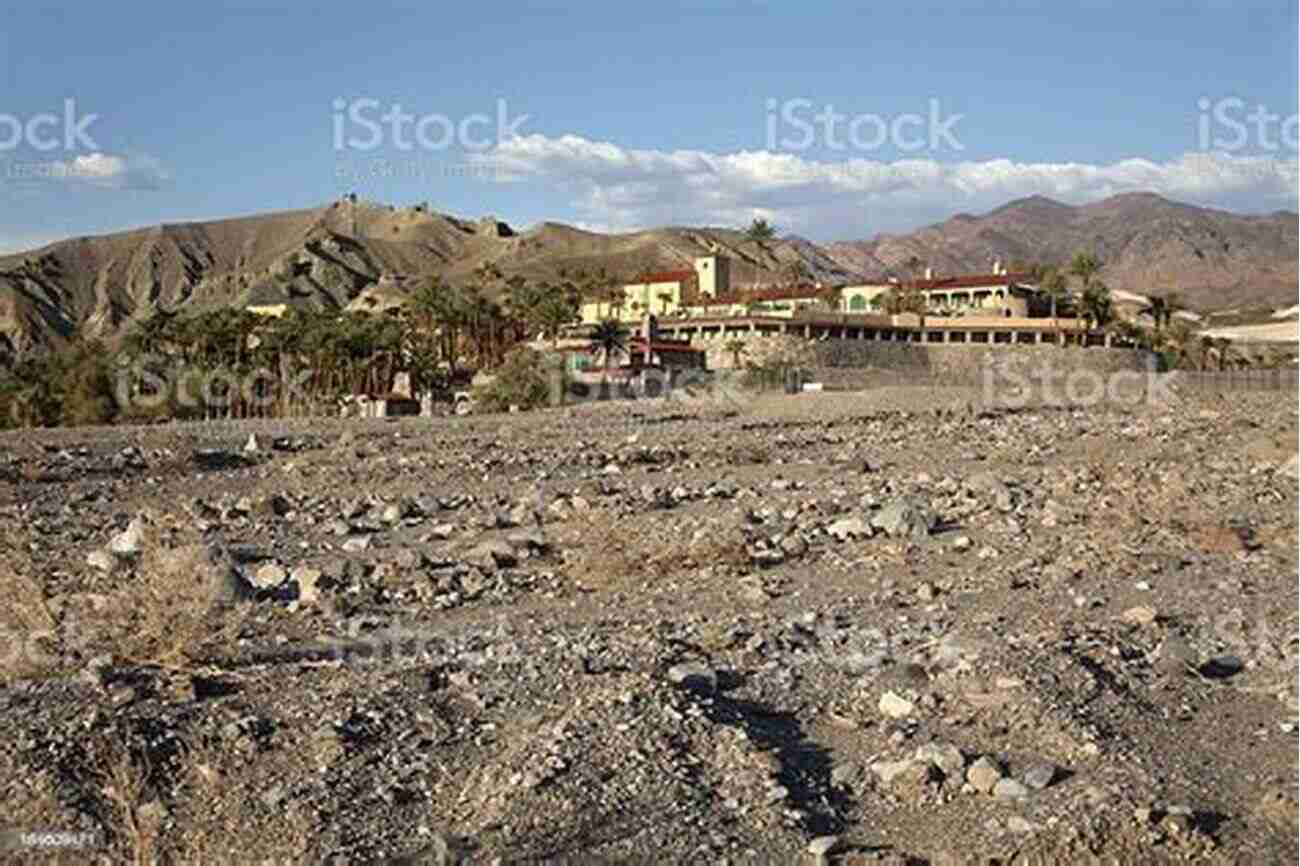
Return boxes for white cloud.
[0,232,63,255]
[1,151,171,190]
[471,134,1298,235]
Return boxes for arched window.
[849,294,866,311]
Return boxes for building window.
[849,295,866,311]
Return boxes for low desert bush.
[0,559,59,681]
[473,347,562,412]
[0,518,247,683]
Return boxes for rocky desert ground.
[1,381,1297,865]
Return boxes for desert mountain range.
[1,192,1295,359]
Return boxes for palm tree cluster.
[0,268,581,428]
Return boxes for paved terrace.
[654,313,1129,347]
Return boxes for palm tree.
[723,338,748,369]
[1080,282,1113,331]
[1040,266,1069,343]
[817,284,842,312]
[745,218,776,243]
[1143,294,1170,336]
[534,295,577,348]
[1069,252,1100,290]
[410,277,466,377]
[902,256,928,329]
[589,319,629,374]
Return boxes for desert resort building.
[573,254,1121,370]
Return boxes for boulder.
[966,756,1003,793]
[667,662,717,694]
[108,518,144,560]
[878,691,915,718]
[249,562,287,590]
[466,540,518,570]
[913,742,965,777]
[290,565,323,604]
[871,498,936,539]
[827,517,873,541]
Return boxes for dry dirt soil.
[0,383,1297,865]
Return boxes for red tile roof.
[703,285,834,304]
[629,337,704,354]
[905,273,1031,291]
[634,269,696,285]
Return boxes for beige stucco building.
[579,255,730,323]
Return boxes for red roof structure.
[635,269,696,284]
[904,272,1032,291]
[628,336,704,355]
[705,284,833,305]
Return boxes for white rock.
[290,565,322,604]
[1121,605,1157,626]
[86,549,114,572]
[966,756,1003,793]
[870,759,919,784]
[108,519,144,559]
[994,778,1030,800]
[250,563,287,590]
[827,517,872,541]
[341,536,371,553]
[807,835,840,856]
[913,741,965,777]
[878,690,915,719]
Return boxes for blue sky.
[0,0,1295,252]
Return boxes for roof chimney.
[993,259,1003,275]
[923,267,933,280]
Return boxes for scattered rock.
[827,517,873,541]
[1121,605,1158,626]
[807,835,840,857]
[993,778,1030,801]
[966,756,1003,794]
[913,742,965,777]
[250,562,287,590]
[290,565,322,604]
[1020,762,1057,790]
[1200,654,1245,679]
[108,518,144,560]
[86,549,114,572]
[667,663,717,695]
[466,540,518,570]
[878,691,915,719]
[871,497,936,539]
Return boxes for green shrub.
[472,347,562,412]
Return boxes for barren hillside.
[2,193,1295,361]
[828,193,1299,311]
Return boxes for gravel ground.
[1,384,1296,865]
